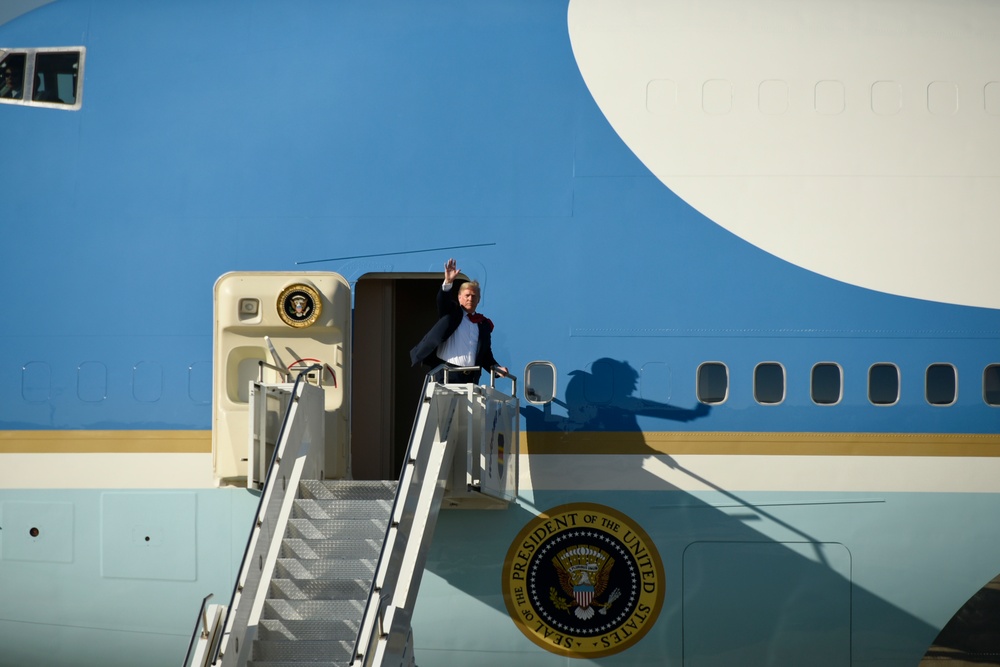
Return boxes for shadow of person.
[522,357,710,443]
[428,360,940,659]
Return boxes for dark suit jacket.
[409,284,500,372]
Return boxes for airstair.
[184,366,519,667]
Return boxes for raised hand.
[444,258,460,284]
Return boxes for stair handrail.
[207,364,322,667]
[180,594,214,667]
[350,368,467,666]
[487,364,518,395]
[349,372,430,665]
[432,363,517,393]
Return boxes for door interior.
[352,274,441,480]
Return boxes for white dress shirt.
[436,283,479,366]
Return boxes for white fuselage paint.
[569,0,1000,309]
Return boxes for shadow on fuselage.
[521,357,710,443]
[419,357,946,665]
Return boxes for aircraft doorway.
[352,274,441,481]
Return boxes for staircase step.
[258,618,359,642]
[286,518,388,540]
[275,558,377,580]
[292,498,393,520]
[252,639,352,662]
[279,538,382,560]
[268,577,370,601]
[262,598,367,621]
[247,480,399,665]
[299,479,397,501]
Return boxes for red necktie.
[468,313,494,331]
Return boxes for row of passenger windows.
[646,78,1000,117]
[696,362,1000,407]
[0,47,84,109]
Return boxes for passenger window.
[811,363,842,405]
[868,363,900,405]
[523,361,556,404]
[925,363,957,406]
[696,362,728,404]
[984,365,1000,406]
[754,362,785,405]
[0,52,27,101]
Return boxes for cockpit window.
[0,47,83,109]
[32,51,80,104]
[0,52,26,100]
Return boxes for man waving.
[410,258,508,384]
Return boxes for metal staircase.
[249,480,397,667]
[185,368,518,667]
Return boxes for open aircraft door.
[212,272,350,485]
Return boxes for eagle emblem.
[551,545,620,620]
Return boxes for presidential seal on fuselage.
[277,283,322,328]
[501,503,664,659]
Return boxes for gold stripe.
[522,431,1000,457]
[3,430,999,457]
[0,431,212,454]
